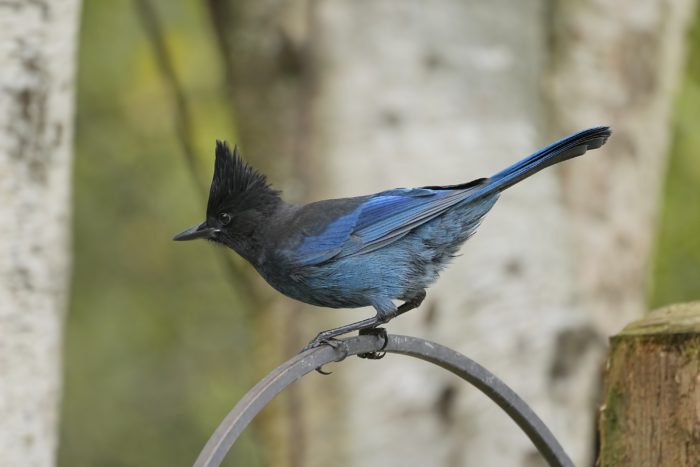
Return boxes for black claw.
[357,327,388,360]
[357,351,386,360]
[308,338,349,375]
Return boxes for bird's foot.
[301,315,381,353]
[301,337,349,375]
[300,314,385,374]
[357,327,388,360]
[302,334,346,353]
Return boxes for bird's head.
[173,141,281,256]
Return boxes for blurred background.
[62,1,700,465]
[1,1,699,466]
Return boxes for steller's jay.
[174,126,611,350]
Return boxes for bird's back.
[260,182,499,309]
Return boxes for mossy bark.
[599,302,700,467]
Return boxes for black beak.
[173,222,217,241]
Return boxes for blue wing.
[289,127,611,267]
[292,186,484,266]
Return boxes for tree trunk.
[599,302,700,467]
[206,1,318,466]
[310,2,589,465]
[207,0,695,466]
[307,1,695,467]
[0,1,81,466]
[546,0,697,335]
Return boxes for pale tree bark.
[547,0,696,335]
[307,1,695,467]
[207,0,695,466]
[0,1,81,466]
[311,2,589,465]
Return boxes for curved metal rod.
[193,333,574,467]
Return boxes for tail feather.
[478,126,611,197]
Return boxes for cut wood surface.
[599,302,700,467]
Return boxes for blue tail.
[478,126,611,197]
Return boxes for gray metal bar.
[193,333,574,467]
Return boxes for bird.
[174,126,611,350]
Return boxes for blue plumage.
[174,126,611,347]
[295,188,475,265]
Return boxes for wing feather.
[292,183,485,265]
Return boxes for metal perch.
[193,333,574,467]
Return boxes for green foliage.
[59,1,260,466]
[650,6,700,309]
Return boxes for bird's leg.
[356,291,425,360]
[396,289,426,316]
[302,291,427,353]
[302,297,396,352]
[302,315,381,352]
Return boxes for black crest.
[206,141,280,216]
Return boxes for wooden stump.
[599,302,700,467]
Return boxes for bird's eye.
[218,212,231,225]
